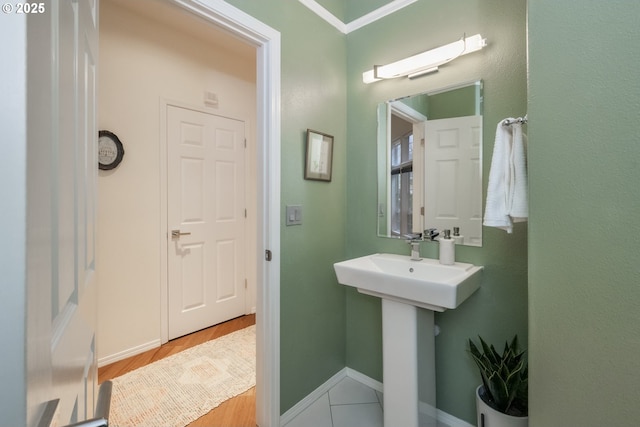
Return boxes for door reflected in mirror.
[377,80,483,247]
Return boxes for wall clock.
[98,130,125,170]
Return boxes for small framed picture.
[304,129,334,182]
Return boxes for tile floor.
[283,376,453,427]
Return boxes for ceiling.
[105,0,255,61]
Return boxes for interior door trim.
[160,2,281,426]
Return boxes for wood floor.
[99,314,257,427]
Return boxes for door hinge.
[421,206,425,215]
[245,279,248,289]
[265,249,272,261]
[244,138,247,148]
[245,208,247,218]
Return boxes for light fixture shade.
[363,34,486,84]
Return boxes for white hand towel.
[483,119,514,233]
[508,122,528,221]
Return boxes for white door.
[167,106,247,340]
[23,1,100,425]
[424,115,482,245]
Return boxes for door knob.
[171,230,192,238]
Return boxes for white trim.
[280,368,348,426]
[97,339,162,368]
[390,101,428,124]
[280,368,475,427]
[165,2,281,426]
[159,98,169,345]
[437,409,476,427]
[345,367,383,392]
[297,0,417,34]
[297,0,346,33]
[346,0,418,33]
[420,400,438,420]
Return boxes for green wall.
[345,0,527,423]
[528,1,640,426]
[225,0,348,414]
[184,2,640,424]
[428,84,480,119]
[227,0,528,422]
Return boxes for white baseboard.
[280,367,475,427]
[280,368,348,425]
[344,367,383,392]
[97,339,162,368]
[437,409,475,427]
[420,400,438,419]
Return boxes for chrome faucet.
[424,228,440,241]
[405,229,439,261]
[406,233,423,261]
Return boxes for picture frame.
[304,129,334,182]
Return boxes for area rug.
[109,325,255,427]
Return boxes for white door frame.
[389,101,428,234]
[163,1,281,426]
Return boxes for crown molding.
[298,0,347,33]
[298,0,418,34]
[346,0,417,33]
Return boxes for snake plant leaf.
[468,334,528,416]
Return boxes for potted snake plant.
[468,335,528,427]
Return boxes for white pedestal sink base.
[333,253,482,427]
[382,299,435,427]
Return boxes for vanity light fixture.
[363,33,487,84]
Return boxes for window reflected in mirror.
[390,130,413,237]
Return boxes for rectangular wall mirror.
[377,80,483,247]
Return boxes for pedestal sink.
[334,253,482,427]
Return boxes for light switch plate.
[286,205,303,226]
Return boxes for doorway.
[99,0,281,425]
[160,3,281,425]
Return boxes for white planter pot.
[476,386,528,427]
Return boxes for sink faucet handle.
[424,228,440,241]
[405,232,423,242]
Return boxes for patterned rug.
[109,325,255,427]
